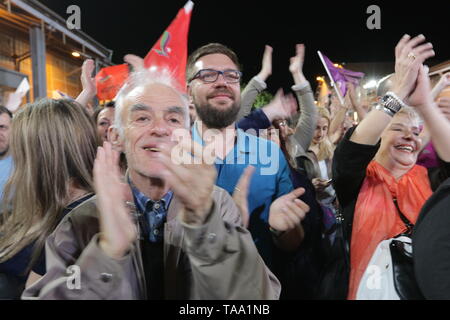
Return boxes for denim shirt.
[130,184,173,243]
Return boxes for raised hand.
[343,87,354,110]
[80,59,96,95]
[75,59,97,112]
[256,45,273,82]
[232,166,255,228]
[431,72,450,100]
[95,142,136,259]
[407,64,435,109]
[329,95,341,117]
[124,54,146,73]
[262,89,298,122]
[409,65,450,162]
[283,92,299,117]
[268,188,309,232]
[156,133,217,226]
[437,97,450,121]
[347,83,358,108]
[392,34,435,102]
[289,44,307,85]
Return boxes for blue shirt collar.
[129,180,173,213]
[0,155,13,163]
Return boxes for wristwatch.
[377,92,406,117]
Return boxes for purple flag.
[320,53,365,97]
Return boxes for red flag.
[95,64,129,101]
[144,1,194,92]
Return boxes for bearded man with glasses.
[186,43,310,276]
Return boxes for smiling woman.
[374,108,422,176]
[92,101,115,144]
[330,34,450,300]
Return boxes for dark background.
[38,0,449,93]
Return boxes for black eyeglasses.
[190,69,242,83]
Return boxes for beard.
[194,99,240,129]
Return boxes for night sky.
[38,0,449,93]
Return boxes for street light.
[363,79,378,89]
[71,51,81,58]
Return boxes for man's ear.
[108,126,124,152]
[187,83,194,102]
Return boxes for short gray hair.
[114,70,190,136]
[395,105,422,125]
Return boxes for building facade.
[0,0,112,107]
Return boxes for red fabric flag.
[144,1,194,92]
[95,64,129,101]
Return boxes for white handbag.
[356,235,412,300]
[356,199,423,300]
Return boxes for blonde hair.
[315,107,334,161]
[0,99,98,266]
[394,106,421,125]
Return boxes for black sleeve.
[237,108,271,132]
[31,249,46,276]
[332,126,380,213]
[427,158,450,191]
[413,179,450,299]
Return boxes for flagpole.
[184,0,194,12]
[317,51,345,106]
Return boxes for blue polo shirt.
[192,123,293,267]
[0,155,13,200]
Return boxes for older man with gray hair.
[23,55,280,300]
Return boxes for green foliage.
[240,81,273,109]
[252,91,274,109]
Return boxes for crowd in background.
[0,33,449,300]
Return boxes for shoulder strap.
[393,198,414,234]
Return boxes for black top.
[237,108,271,132]
[332,127,380,240]
[272,166,325,299]
[413,178,450,299]
[140,240,165,299]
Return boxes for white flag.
[5,78,30,112]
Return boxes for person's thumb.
[287,187,305,200]
[234,166,255,197]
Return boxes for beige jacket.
[22,186,280,300]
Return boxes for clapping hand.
[268,188,309,232]
[256,45,273,82]
[391,34,435,103]
[95,142,136,259]
[289,44,307,85]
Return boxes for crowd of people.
[0,33,449,300]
